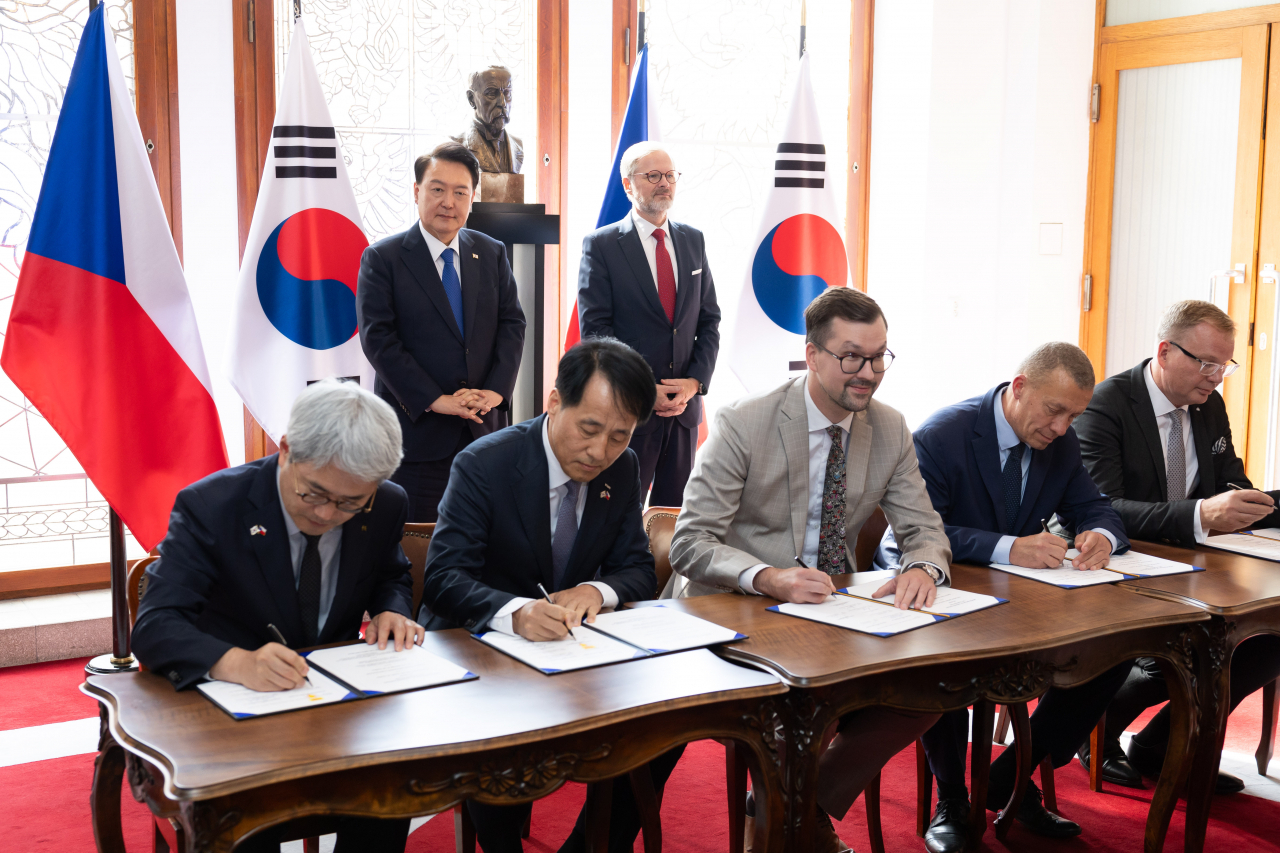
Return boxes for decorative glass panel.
[0,0,142,571]
[276,0,539,243]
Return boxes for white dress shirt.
[630,209,679,293]
[276,467,341,635]
[487,417,620,635]
[989,387,1119,563]
[1144,363,1206,542]
[419,220,463,290]
[738,380,943,593]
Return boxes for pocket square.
[1212,436,1228,455]
[691,268,702,275]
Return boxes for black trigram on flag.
[273,125,337,179]
[774,142,825,189]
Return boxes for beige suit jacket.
[668,377,952,597]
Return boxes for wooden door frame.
[847,0,874,292]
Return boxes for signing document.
[769,586,1006,637]
[476,607,745,673]
[1205,532,1280,561]
[991,549,1202,587]
[198,668,352,719]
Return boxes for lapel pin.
[249,525,267,537]
[471,253,479,259]
[361,525,367,532]
[600,489,611,500]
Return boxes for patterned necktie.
[816,425,848,575]
[297,533,323,646]
[440,247,465,336]
[1167,409,1187,501]
[653,228,677,323]
[1002,443,1026,534]
[552,480,582,589]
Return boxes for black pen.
[794,556,809,568]
[537,583,586,641]
[267,623,313,688]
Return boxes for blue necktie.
[440,247,464,337]
[552,481,581,590]
[1002,443,1026,533]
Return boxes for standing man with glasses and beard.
[1073,299,1280,796]
[577,142,721,508]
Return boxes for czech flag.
[728,53,850,394]
[0,4,228,550]
[564,43,661,351]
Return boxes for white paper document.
[988,553,1126,587]
[1103,550,1204,578]
[840,585,1006,617]
[197,668,352,719]
[304,643,475,695]
[1205,532,1280,561]
[1245,527,1280,542]
[586,605,745,654]
[476,629,646,674]
[770,595,941,636]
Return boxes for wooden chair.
[400,521,436,618]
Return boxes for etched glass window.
[0,1,142,571]
[275,1,539,244]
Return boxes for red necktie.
[653,228,677,323]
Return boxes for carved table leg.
[915,739,931,838]
[993,702,1031,841]
[967,700,994,849]
[1184,622,1233,853]
[1256,679,1279,775]
[1038,756,1056,813]
[90,708,128,853]
[725,741,748,853]
[864,772,884,853]
[629,766,662,853]
[779,693,828,852]
[453,803,476,853]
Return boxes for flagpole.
[799,0,807,58]
[638,0,646,49]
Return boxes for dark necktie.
[552,481,582,589]
[653,228,677,323]
[297,533,323,646]
[816,425,848,575]
[440,247,465,336]
[1002,443,1027,534]
[1167,409,1187,501]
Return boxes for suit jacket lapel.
[1127,362,1169,499]
[458,229,481,346]
[670,222,695,321]
[399,225,464,344]
[617,216,671,323]
[1188,404,1216,499]
[780,380,811,558]
[972,388,1006,529]
[513,417,555,590]
[843,410,872,510]
[242,457,303,644]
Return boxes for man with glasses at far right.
[1074,299,1280,795]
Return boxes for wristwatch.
[907,562,944,584]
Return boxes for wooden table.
[1123,540,1280,853]
[663,565,1209,853]
[84,630,787,853]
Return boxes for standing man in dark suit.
[908,343,1131,849]
[577,142,720,507]
[132,379,422,853]
[1074,299,1280,794]
[358,141,526,522]
[422,338,668,853]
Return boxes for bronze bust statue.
[452,66,524,175]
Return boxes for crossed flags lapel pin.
[249,525,267,537]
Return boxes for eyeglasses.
[813,342,896,375]
[292,469,376,514]
[631,170,681,185]
[1168,341,1239,378]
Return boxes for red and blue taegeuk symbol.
[257,208,368,350]
[751,213,848,334]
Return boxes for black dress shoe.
[1126,738,1246,795]
[924,797,969,853]
[998,786,1082,838]
[1078,738,1145,788]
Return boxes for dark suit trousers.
[234,817,409,852]
[391,430,473,522]
[923,661,1130,803]
[465,745,685,853]
[630,416,696,507]
[1127,634,1280,751]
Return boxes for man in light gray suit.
[669,287,952,853]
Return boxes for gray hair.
[1156,299,1235,342]
[1017,342,1096,392]
[619,141,670,184]
[284,379,403,483]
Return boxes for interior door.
[1248,33,1280,488]
[1081,26,1268,453]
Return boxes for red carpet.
[2,657,1279,851]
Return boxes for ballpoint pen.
[537,583,587,642]
[267,623,313,688]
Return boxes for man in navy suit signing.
[577,143,720,507]
[132,379,422,853]
[908,343,1131,850]
[358,141,526,522]
[422,338,667,853]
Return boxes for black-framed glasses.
[292,469,376,514]
[813,342,895,374]
[1168,340,1239,378]
[631,170,681,184]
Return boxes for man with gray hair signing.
[133,378,420,853]
[577,142,720,507]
